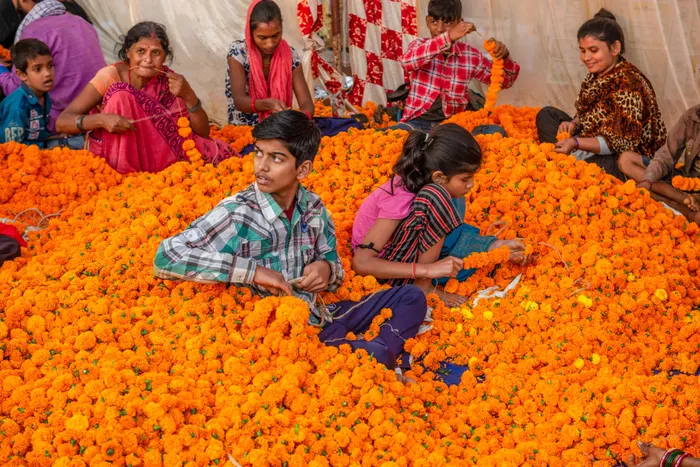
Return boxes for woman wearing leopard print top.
[535,9,667,180]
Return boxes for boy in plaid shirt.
[399,0,519,131]
[155,110,426,371]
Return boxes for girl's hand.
[554,138,577,155]
[487,38,510,59]
[491,239,534,266]
[558,121,577,134]
[627,441,666,466]
[100,114,135,133]
[167,72,196,102]
[425,256,463,279]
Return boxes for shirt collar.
[19,83,39,104]
[254,183,308,224]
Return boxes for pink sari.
[88,67,235,174]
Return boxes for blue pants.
[47,135,85,150]
[386,119,507,137]
[319,285,427,369]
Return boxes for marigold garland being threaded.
[557,131,571,141]
[672,175,700,192]
[483,40,505,111]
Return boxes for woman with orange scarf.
[226,0,362,147]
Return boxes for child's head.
[251,110,321,195]
[11,38,54,94]
[393,123,482,199]
[249,0,283,57]
[426,0,462,37]
[577,9,624,75]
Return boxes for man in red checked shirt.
[395,0,520,135]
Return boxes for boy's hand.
[487,38,510,59]
[253,267,293,296]
[296,261,331,293]
[448,21,476,42]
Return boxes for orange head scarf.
[246,0,294,121]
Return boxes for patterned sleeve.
[412,184,461,254]
[153,201,257,285]
[401,33,452,73]
[227,40,248,68]
[314,207,345,292]
[291,46,301,70]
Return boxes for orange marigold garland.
[463,245,511,270]
[672,175,700,192]
[177,116,202,165]
[0,45,10,62]
[556,131,571,141]
[364,308,393,340]
[483,40,505,111]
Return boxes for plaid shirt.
[401,32,520,122]
[154,183,345,322]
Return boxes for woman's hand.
[424,257,463,279]
[100,114,135,133]
[167,72,196,103]
[487,38,510,59]
[558,121,577,135]
[554,138,577,155]
[627,441,666,466]
[259,98,290,113]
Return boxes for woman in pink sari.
[56,21,234,173]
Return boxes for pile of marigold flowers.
[1,103,699,466]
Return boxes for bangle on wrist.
[572,137,579,151]
[411,262,417,280]
[76,115,85,132]
[186,97,202,113]
[673,453,690,467]
[662,449,683,467]
[251,99,257,113]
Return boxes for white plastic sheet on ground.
[78,0,700,128]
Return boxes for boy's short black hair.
[252,110,322,166]
[11,39,52,73]
[427,0,462,22]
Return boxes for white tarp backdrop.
[78,0,700,128]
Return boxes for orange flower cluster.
[1,105,700,465]
[557,131,571,141]
[0,45,10,62]
[0,142,121,232]
[209,125,253,153]
[483,40,504,112]
[672,175,700,192]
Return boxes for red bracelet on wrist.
[303,110,312,120]
[411,262,417,280]
[251,99,257,113]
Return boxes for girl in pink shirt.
[352,124,530,306]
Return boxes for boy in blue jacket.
[0,39,54,147]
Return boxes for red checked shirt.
[400,32,520,122]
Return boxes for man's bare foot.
[683,194,700,211]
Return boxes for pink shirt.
[352,178,416,250]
